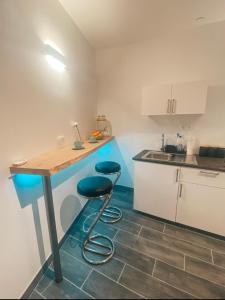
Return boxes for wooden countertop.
[10,137,114,176]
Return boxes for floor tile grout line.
[166,224,225,251]
[183,268,225,290]
[39,278,56,297]
[125,262,199,299]
[62,276,94,299]
[211,249,215,265]
[117,263,127,283]
[80,268,94,290]
[137,225,143,237]
[154,258,225,291]
[114,237,225,286]
[90,266,146,299]
[122,215,164,232]
[152,271,200,299]
[118,227,220,266]
[60,248,93,271]
[114,239,184,271]
[33,289,47,300]
[140,224,219,255]
[152,259,157,277]
[123,210,225,254]
[115,229,188,263]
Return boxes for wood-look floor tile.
[154,260,225,299]
[62,236,125,281]
[115,230,184,269]
[57,251,91,288]
[43,278,92,299]
[186,256,225,287]
[213,251,225,269]
[36,268,54,294]
[28,290,44,299]
[141,227,212,262]
[120,264,196,299]
[114,241,155,275]
[82,270,143,299]
[123,209,165,232]
[165,224,225,253]
[113,218,141,235]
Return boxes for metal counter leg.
[42,176,63,283]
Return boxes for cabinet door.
[172,81,208,115]
[134,162,179,221]
[142,84,172,115]
[176,183,225,236]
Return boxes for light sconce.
[44,41,66,72]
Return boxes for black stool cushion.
[77,176,113,198]
[95,161,121,174]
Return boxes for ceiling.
[59,0,225,49]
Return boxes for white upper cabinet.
[142,84,172,116]
[172,81,208,115]
[142,81,208,116]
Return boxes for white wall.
[96,21,225,187]
[0,0,98,298]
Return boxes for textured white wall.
[96,21,225,187]
[0,0,98,298]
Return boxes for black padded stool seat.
[95,161,121,174]
[77,176,113,198]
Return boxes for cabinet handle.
[179,184,183,198]
[200,171,220,176]
[176,169,180,182]
[167,99,171,113]
[172,99,176,113]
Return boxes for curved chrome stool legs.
[100,206,123,224]
[82,234,115,265]
[82,194,115,265]
[100,171,123,224]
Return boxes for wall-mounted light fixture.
[44,41,66,72]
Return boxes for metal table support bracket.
[42,176,63,283]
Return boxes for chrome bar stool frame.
[95,167,123,224]
[77,177,115,265]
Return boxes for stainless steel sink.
[142,151,173,161]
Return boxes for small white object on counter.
[186,136,196,155]
[12,160,28,167]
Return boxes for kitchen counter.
[133,150,225,173]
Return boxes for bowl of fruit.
[91,130,104,140]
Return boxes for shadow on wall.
[12,139,129,265]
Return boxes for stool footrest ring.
[82,234,115,265]
[101,206,123,224]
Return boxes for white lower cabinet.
[134,161,225,236]
[176,183,225,236]
[176,168,225,236]
[134,161,180,221]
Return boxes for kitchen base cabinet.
[176,183,225,236]
[134,161,179,222]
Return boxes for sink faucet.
[161,133,165,152]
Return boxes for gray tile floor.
[29,187,225,299]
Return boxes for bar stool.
[77,176,115,265]
[95,161,122,224]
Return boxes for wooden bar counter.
[10,136,114,283]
